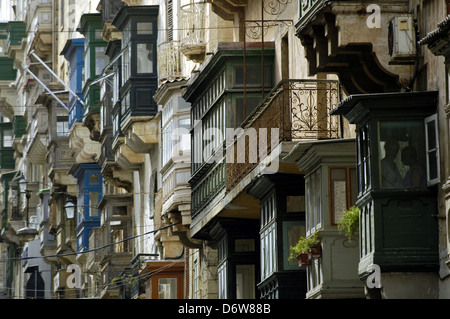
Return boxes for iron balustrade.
[226,79,341,192]
[157,41,185,83]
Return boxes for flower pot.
[296,253,311,268]
[309,243,322,258]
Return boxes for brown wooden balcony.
[226,79,341,192]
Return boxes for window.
[95,46,109,76]
[162,119,174,166]
[136,43,153,73]
[3,128,13,147]
[378,120,426,189]
[357,123,371,194]
[425,114,440,185]
[306,168,321,234]
[158,278,177,299]
[137,22,153,35]
[282,220,305,270]
[217,262,227,299]
[122,45,131,83]
[56,117,69,137]
[260,192,277,280]
[236,265,255,299]
[233,65,272,88]
[178,118,190,152]
[89,174,99,184]
[329,167,357,225]
[89,192,99,217]
[192,250,199,299]
[227,94,261,129]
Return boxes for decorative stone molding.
[101,164,133,192]
[163,205,202,249]
[84,112,101,141]
[295,1,412,94]
[101,22,122,42]
[68,122,101,163]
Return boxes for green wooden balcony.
[0,149,14,169]
[13,116,26,138]
[6,21,27,48]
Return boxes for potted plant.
[307,232,322,258]
[337,205,360,241]
[288,232,321,267]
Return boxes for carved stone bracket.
[68,122,101,163]
[101,164,133,192]
[164,208,203,249]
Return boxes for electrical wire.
[1,242,200,299]
[0,221,180,263]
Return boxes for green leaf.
[337,206,360,240]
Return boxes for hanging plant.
[337,206,360,241]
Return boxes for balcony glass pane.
[137,42,153,73]
[56,118,69,137]
[84,47,91,82]
[137,22,152,35]
[3,129,12,147]
[236,265,255,299]
[89,192,99,216]
[95,46,109,76]
[378,120,426,189]
[178,118,190,152]
[122,45,131,83]
[158,278,177,299]
[330,168,347,224]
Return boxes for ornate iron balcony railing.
[179,2,207,62]
[226,79,341,191]
[298,0,331,28]
[157,41,185,83]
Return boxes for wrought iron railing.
[157,41,185,83]
[299,0,327,22]
[226,79,341,191]
[179,2,207,61]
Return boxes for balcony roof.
[183,41,275,102]
[330,91,439,124]
[111,5,159,31]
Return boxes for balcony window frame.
[56,116,70,137]
[305,167,322,236]
[216,221,259,300]
[328,166,357,226]
[120,18,157,86]
[424,113,440,186]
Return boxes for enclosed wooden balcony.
[226,79,341,192]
